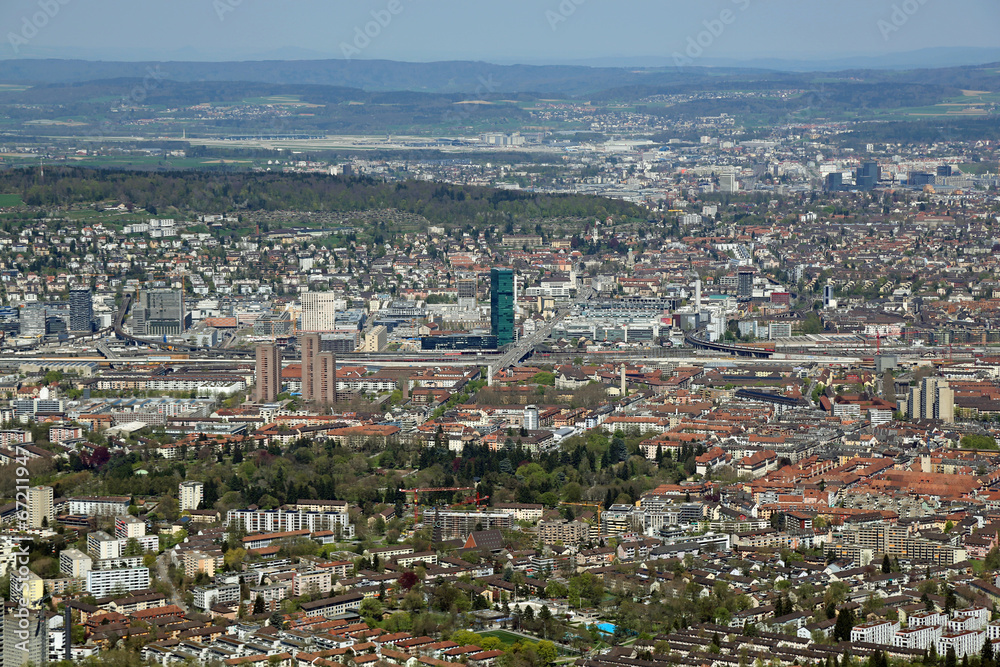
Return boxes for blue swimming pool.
[596,623,616,635]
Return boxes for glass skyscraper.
[490,268,515,347]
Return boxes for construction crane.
[559,501,604,534]
[402,486,473,523]
[449,491,490,510]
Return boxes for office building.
[26,485,53,529]
[906,377,954,423]
[135,289,188,336]
[909,172,935,187]
[720,173,738,193]
[490,268,515,347]
[823,284,835,309]
[69,287,93,332]
[301,292,340,332]
[179,481,204,512]
[254,344,282,403]
[856,162,880,190]
[736,269,754,299]
[825,172,843,191]
[3,611,47,667]
[19,304,46,336]
[523,405,539,431]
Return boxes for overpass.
[684,331,775,358]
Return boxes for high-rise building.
[736,269,754,299]
[69,287,93,332]
[255,344,282,403]
[720,173,738,193]
[135,289,188,336]
[301,292,340,332]
[3,611,47,667]
[856,162,880,190]
[19,304,46,336]
[523,405,539,431]
[457,277,478,309]
[906,377,954,423]
[26,486,53,529]
[313,352,337,404]
[179,481,204,512]
[825,172,844,192]
[301,333,320,402]
[490,268,515,347]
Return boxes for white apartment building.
[894,626,941,650]
[68,496,130,516]
[87,531,123,560]
[115,515,146,539]
[86,567,151,597]
[193,583,241,611]
[910,611,946,627]
[59,548,93,579]
[937,631,986,659]
[954,607,990,631]
[851,620,899,646]
[293,569,334,597]
[301,292,342,332]
[226,509,353,537]
[987,620,1000,640]
[179,481,204,512]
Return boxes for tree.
[945,646,956,667]
[833,608,854,642]
[881,554,891,574]
[982,633,994,667]
[986,547,1000,571]
[253,595,265,615]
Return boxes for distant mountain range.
[0,54,999,98]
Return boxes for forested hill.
[0,167,646,224]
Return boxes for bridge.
[684,332,775,358]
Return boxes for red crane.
[449,491,490,510]
[401,486,473,522]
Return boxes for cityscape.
[0,3,999,667]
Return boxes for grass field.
[0,194,23,206]
[480,630,526,646]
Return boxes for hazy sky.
[1,0,997,64]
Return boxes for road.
[155,552,188,612]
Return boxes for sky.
[1,0,998,66]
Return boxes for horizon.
[1,0,997,67]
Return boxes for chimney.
[620,364,626,396]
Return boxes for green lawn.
[480,630,526,646]
[0,194,22,206]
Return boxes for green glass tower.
[490,268,515,347]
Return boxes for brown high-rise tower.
[301,333,320,402]
[254,344,281,403]
[301,333,336,404]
